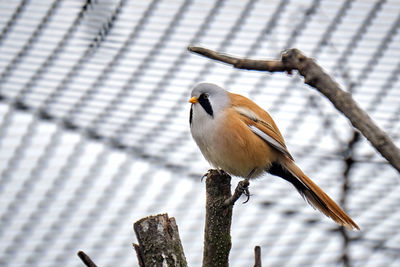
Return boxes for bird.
[189,82,359,230]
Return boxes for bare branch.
[188,46,400,174]
[188,46,286,72]
[203,170,233,267]
[254,246,262,267]
[77,251,97,267]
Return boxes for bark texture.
[203,170,233,267]
[134,213,187,267]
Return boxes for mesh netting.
[0,0,399,266]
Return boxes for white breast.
[190,104,224,167]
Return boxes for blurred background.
[0,0,399,266]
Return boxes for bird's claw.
[239,179,251,204]
[201,169,213,182]
[242,188,251,204]
[201,169,227,182]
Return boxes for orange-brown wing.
[229,92,293,160]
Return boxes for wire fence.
[0,0,399,266]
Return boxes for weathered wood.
[203,170,233,267]
[134,213,187,267]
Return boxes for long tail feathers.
[278,160,360,231]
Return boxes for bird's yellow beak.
[189,96,198,104]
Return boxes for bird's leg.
[216,168,226,175]
[201,168,227,182]
[203,168,252,207]
[224,168,257,206]
[240,179,251,204]
[222,168,256,207]
[223,179,250,207]
[241,168,256,203]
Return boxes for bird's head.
[189,83,230,121]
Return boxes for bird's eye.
[198,93,213,117]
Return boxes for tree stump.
[134,213,187,267]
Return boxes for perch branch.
[188,46,400,174]
[188,46,286,71]
[203,169,233,267]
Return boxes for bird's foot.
[239,179,251,204]
[223,179,251,207]
[216,168,227,176]
[201,169,227,182]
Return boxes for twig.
[188,46,400,174]
[254,246,262,267]
[188,46,286,72]
[77,251,97,267]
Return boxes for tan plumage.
[282,160,359,230]
[189,83,359,230]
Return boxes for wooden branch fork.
[188,46,400,174]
